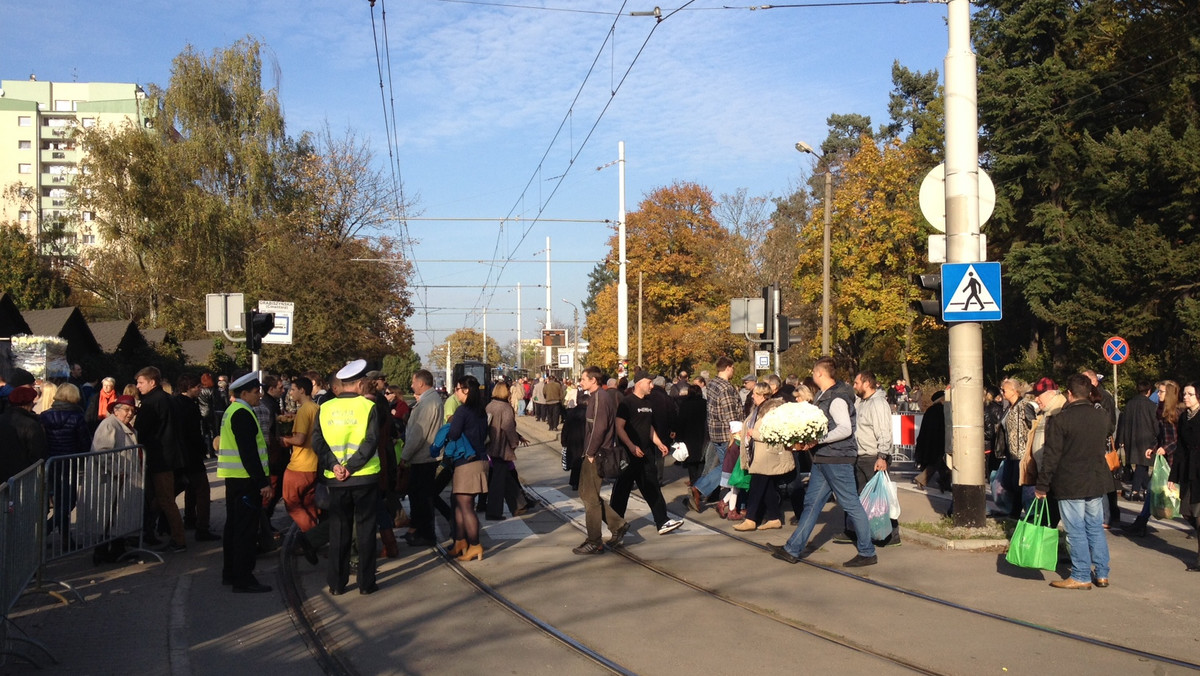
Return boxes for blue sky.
[2,0,951,365]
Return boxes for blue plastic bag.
[859,472,893,542]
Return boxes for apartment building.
[0,77,150,255]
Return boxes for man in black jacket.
[1036,373,1112,590]
[1117,382,1158,501]
[173,374,219,542]
[135,366,186,552]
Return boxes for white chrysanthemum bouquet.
[758,402,828,447]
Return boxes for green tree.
[976,0,1200,375]
[879,61,944,161]
[383,348,423,392]
[0,225,69,310]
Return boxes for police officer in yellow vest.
[218,372,273,593]
[311,359,381,595]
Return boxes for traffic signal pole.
[945,0,986,527]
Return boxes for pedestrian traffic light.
[775,315,803,352]
[245,311,276,352]
[911,273,942,320]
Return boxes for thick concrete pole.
[945,0,986,527]
[545,237,552,369]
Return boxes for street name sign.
[257,300,294,345]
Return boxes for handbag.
[1150,454,1180,519]
[729,459,751,491]
[1104,440,1121,473]
[594,442,628,480]
[1005,497,1059,571]
[314,482,331,511]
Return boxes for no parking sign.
[1104,336,1129,365]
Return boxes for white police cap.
[230,372,260,392]
[336,359,368,382]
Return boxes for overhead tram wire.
[379,0,421,285]
[436,0,938,11]
[467,0,634,318]
[472,1,700,320]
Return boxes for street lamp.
[562,298,579,380]
[796,141,833,357]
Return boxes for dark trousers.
[545,403,562,430]
[222,478,261,586]
[184,467,212,532]
[408,462,438,540]
[327,484,379,592]
[486,460,521,518]
[610,452,669,528]
[745,470,793,524]
[1132,464,1150,495]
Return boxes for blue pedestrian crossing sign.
[941,262,1002,322]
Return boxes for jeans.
[784,463,875,558]
[1058,497,1110,582]
[693,441,728,498]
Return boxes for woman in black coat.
[40,383,91,547]
[674,385,708,486]
[1168,382,1200,570]
[561,392,589,490]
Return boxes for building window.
[18,116,32,127]
[82,118,96,128]
[82,211,94,221]
[54,100,71,112]
[19,211,31,222]
[18,163,31,174]
[18,140,31,150]
[82,234,96,245]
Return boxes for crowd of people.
[3,353,1198,597]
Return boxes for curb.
[899,527,1009,552]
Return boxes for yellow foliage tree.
[794,135,941,374]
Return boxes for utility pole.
[617,141,628,378]
[637,271,643,368]
[516,282,522,371]
[545,236,552,370]
[945,0,986,527]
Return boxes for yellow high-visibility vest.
[319,396,380,479]
[217,400,268,478]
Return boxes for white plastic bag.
[671,442,689,462]
[880,472,901,520]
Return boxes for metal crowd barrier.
[41,446,160,573]
[2,461,52,667]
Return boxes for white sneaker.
[658,519,684,535]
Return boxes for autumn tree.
[429,329,503,368]
[794,135,937,376]
[69,37,414,374]
[584,182,744,373]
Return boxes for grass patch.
[903,516,1016,541]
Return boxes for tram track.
[524,473,1200,673]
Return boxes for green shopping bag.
[1005,497,1059,571]
[1151,454,1181,519]
[729,459,751,491]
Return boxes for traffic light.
[775,315,804,352]
[245,311,276,352]
[760,285,775,344]
[911,273,943,320]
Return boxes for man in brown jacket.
[574,366,628,555]
[543,376,564,432]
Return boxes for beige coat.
[743,398,796,476]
